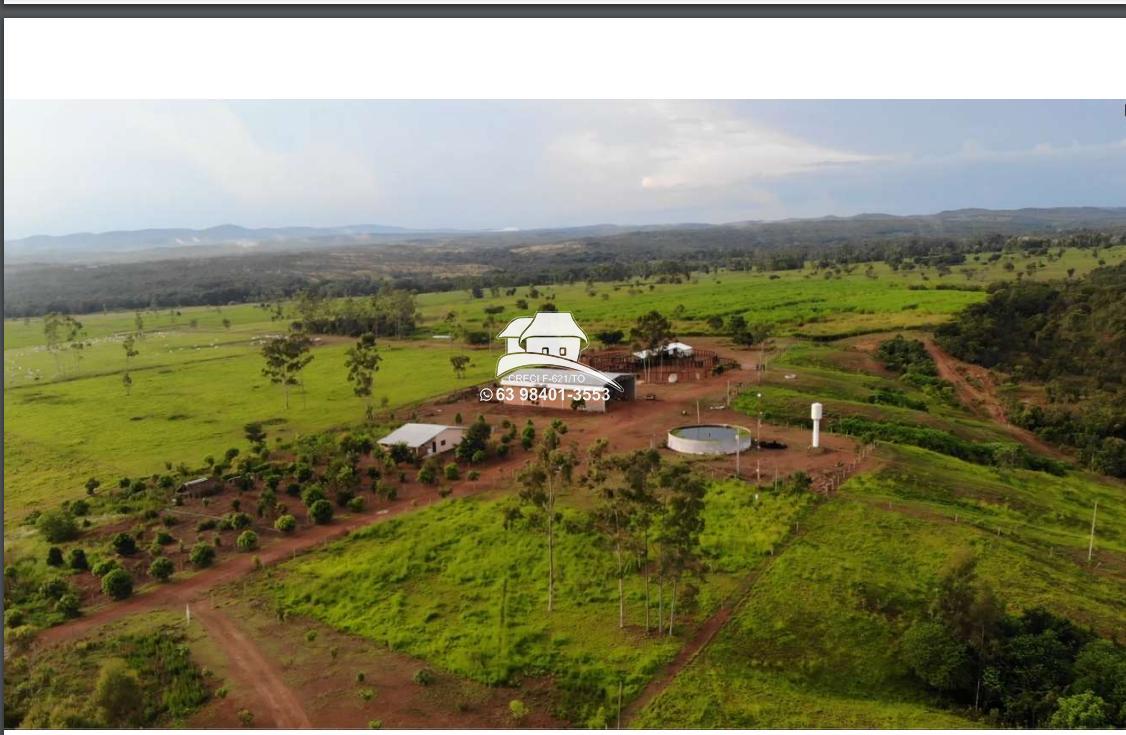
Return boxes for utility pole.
[1088,500,1098,563]
[696,400,701,424]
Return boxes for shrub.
[301,484,326,508]
[237,708,254,727]
[54,593,81,618]
[68,548,89,571]
[347,496,365,512]
[149,556,175,582]
[46,546,64,567]
[358,687,375,701]
[438,486,453,498]
[274,514,297,533]
[92,558,120,577]
[417,459,439,485]
[467,470,480,481]
[368,720,382,729]
[413,668,435,686]
[305,629,317,642]
[111,533,138,556]
[190,542,216,568]
[285,482,302,497]
[900,621,972,692]
[37,511,79,543]
[236,530,259,552]
[1048,693,1110,729]
[154,530,174,545]
[309,499,333,524]
[70,498,91,516]
[40,577,69,600]
[93,658,143,725]
[509,699,528,722]
[443,463,460,481]
[101,568,134,600]
[471,449,487,464]
[225,512,252,530]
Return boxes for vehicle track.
[192,603,313,728]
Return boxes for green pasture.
[4,329,494,524]
[736,340,1014,445]
[5,244,1122,526]
[414,244,1126,339]
[635,445,1125,728]
[258,478,812,724]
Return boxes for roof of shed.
[378,423,462,448]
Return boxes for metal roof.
[378,423,462,448]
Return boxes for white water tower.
[811,402,823,448]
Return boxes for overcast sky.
[4,100,1125,240]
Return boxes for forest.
[936,262,1126,476]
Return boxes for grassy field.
[254,477,813,724]
[7,245,1123,528]
[4,326,494,525]
[7,244,1125,729]
[634,445,1125,728]
[414,244,1126,338]
[736,338,1015,446]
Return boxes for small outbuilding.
[632,341,695,360]
[378,423,466,459]
[178,476,221,498]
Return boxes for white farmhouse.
[378,423,465,459]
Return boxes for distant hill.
[2,223,441,261]
[7,207,1124,265]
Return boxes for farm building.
[178,476,221,497]
[498,367,635,412]
[632,341,695,360]
[378,423,466,459]
[589,341,732,383]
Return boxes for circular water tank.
[667,424,753,455]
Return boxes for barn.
[378,423,466,459]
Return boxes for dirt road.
[192,603,313,728]
[923,339,1068,460]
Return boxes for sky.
[4,100,1125,240]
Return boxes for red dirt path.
[923,338,1069,461]
[192,603,313,728]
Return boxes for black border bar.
[4,4,1125,19]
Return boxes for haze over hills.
[7,207,1126,265]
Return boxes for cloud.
[547,101,876,193]
[4,101,382,236]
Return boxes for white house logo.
[493,312,623,392]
